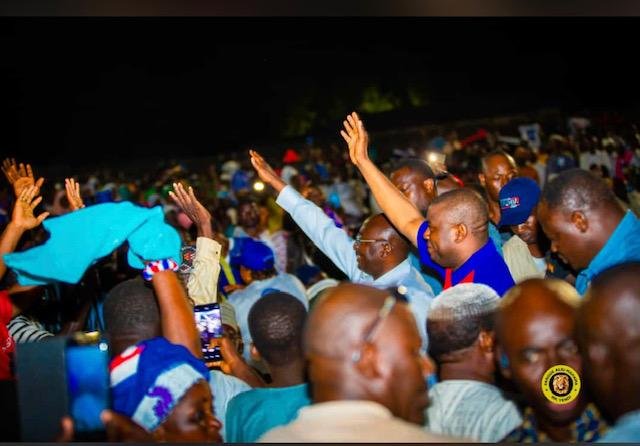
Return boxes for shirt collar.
[454,240,496,274]
[511,403,608,442]
[297,400,393,422]
[577,211,639,293]
[372,258,411,288]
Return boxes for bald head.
[354,213,410,279]
[305,283,429,424]
[305,283,392,358]
[578,263,640,421]
[496,279,585,427]
[429,188,489,241]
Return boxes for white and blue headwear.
[110,337,209,432]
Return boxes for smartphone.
[194,303,223,362]
[65,333,110,441]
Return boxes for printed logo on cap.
[500,196,521,211]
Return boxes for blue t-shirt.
[225,383,311,443]
[416,221,515,296]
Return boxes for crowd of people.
[0,109,639,442]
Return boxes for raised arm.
[169,182,222,305]
[250,150,363,279]
[0,185,49,280]
[2,159,44,198]
[151,269,201,358]
[249,150,286,193]
[64,178,85,211]
[340,112,424,246]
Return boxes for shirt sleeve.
[8,316,54,343]
[187,237,222,305]
[276,185,363,280]
[415,221,444,278]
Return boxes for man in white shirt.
[425,283,522,441]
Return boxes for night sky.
[1,18,638,166]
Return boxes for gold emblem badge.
[542,364,581,404]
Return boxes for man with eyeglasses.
[259,283,455,442]
[340,112,514,296]
[496,278,608,442]
[249,150,434,351]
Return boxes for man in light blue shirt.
[577,263,640,443]
[249,150,434,350]
[538,169,640,295]
[227,238,307,366]
[226,292,311,443]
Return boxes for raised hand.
[2,158,45,198]
[249,150,286,192]
[169,182,213,238]
[340,111,370,166]
[12,184,50,231]
[64,178,85,211]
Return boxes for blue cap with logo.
[498,177,541,227]
[236,238,275,271]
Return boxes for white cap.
[429,283,500,322]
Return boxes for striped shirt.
[7,315,53,343]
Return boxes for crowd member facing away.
[426,283,521,441]
[226,238,307,369]
[577,262,640,442]
[225,292,311,442]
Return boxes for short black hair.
[391,158,435,179]
[480,150,515,173]
[430,187,489,238]
[103,278,160,336]
[427,311,496,361]
[540,168,618,212]
[248,291,307,366]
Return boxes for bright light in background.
[253,181,265,192]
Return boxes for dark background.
[1,17,639,166]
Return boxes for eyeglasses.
[353,236,388,246]
[351,286,408,363]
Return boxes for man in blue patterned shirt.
[496,278,608,442]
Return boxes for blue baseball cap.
[498,177,541,227]
[237,238,275,271]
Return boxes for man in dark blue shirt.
[340,111,514,296]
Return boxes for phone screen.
[194,303,223,362]
[65,341,109,437]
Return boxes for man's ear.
[379,241,392,258]
[478,330,495,354]
[354,343,383,380]
[478,173,486,187]
[571,211,589,233]
[423,178,436,198]
[454,223,468,243]
[250,343,261,362]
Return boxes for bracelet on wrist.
[142,258,179,281]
